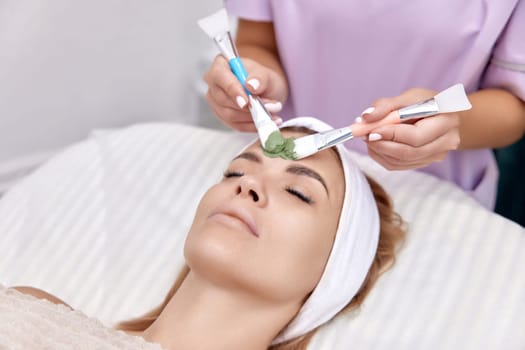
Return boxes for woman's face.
[184,131,345,304]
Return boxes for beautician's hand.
[204,55,288,132]
[360,88,461,170]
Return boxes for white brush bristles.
[435,84,472,113]
[293,134,320,159]
[197,8,230,39]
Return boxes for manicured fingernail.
[361,107,375,116]
[264,102,282,113]
[355,116,363,123]
[368,133,382,141]
[247,79,260,91]
[236,96,247,109]
[273,117,283,125]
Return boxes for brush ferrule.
[398,98,439,121]
[249,96,273,127]
[317,127,353,150]
[213,32,237,61]
[248,96,279,142]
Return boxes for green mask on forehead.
[262,131,298,160]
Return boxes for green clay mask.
[262,131,297,160]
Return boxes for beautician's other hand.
[360,88,461,170]
[204,55,288,132]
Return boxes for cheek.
[183,188,232,271]
[182,184,340,304]
[260,207,338,299]
[184,221,252,290]
[183,185,267,292]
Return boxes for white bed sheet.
[0,122,524,349]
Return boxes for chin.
[183,221,312,302]
[183,223,251,288]
[184,237,294,302]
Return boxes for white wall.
[0,0,224,182]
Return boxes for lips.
[208,205,259,238]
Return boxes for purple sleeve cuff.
[481,1,525,101]
[224,0,273,21]
[482,63,525,102]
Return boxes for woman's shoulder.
[10,286,73,308]
[0,285,165,350]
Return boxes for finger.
[207,95,253,125]
[362,95,414,122]
[361,102,393,122]
[205,90,250,121]
[369,150,447,171]
[240,59,266,95]
[207,85,245,111]
[363,89,436,123]
[223,115,281,132]
[207,87,283,125]
[263,101,283,114]
[203,55,230,87]
[369,114,460,147]
[243,63,269,95]
[204,55,248,107]
[368,147,448,171]
[373,146,449,168]
[245,75,285,103]
[210,94,281,118]
[367,128,460,163]
[254,95,284,112]
[242,62,287,102]
[230,121,258,133]
[208,89,282,118]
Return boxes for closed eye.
[223,170,244,178]
[285,186,313,204]
[224,170,313,204]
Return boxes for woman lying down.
[3,117,405,350]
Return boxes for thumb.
[242,60,272,96]
[361,94,415,122]
[242,62,286,102]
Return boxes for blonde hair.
[117,174,405,349]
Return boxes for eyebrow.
[233,152,329,196]
[234,152,260,163]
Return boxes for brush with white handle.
[293,84,472,159]
[198,9,280,146]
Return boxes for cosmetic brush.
[292,84,472,159]
[198,9,281,147]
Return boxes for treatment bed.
[0,123,524,349]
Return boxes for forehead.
[246,130,342,165]
[243,130,346,193]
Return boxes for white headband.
[272,117,380,344]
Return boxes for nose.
[236,175,267,205]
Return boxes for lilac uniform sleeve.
[224,0,273,21]
[481,1,525,101]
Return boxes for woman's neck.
[141,271,300,350]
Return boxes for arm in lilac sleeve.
[481,1,525,101]
[224,0,273,21]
